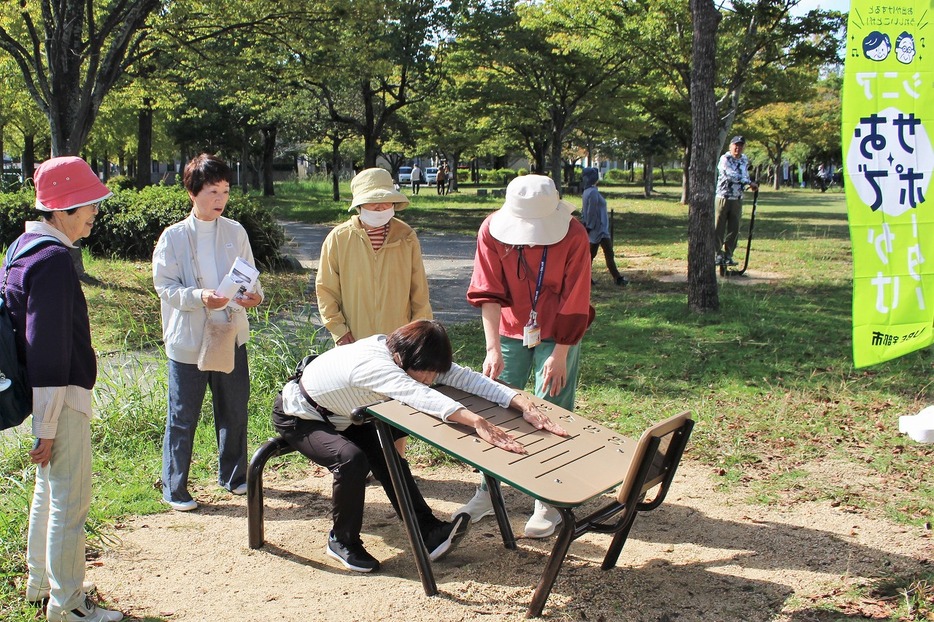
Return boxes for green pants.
[499,336,581,411]
[715,196,743,258]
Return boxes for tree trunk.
[681,147,690,204]
[136,99,153,190]
[22,134,35,182]
[240,143,250,193]
[550,137,564,194]
[363,134,379,169]
[686,0,722,313]
[449,151,462,192]
[331,137,342,202]
[770,149,781,191]
[643,155,655,198]
[262,125,276,196]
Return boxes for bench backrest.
[615,411,693,506]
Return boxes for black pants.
[272,395,438,544]
[412,181,421,194]
[590,237,622,281]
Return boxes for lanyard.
[529,247,548,324]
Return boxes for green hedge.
[0,185,285,269]
[479,168,519,186]
[0,190,35,247]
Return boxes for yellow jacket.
[315,215,432,342]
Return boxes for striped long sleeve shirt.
[284,334,517,431]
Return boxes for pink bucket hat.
[488,175,575,246]
[34,156,112,211]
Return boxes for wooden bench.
[362,386,693,618]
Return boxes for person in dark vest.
[11,157,123,622]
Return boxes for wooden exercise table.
[360,385,642,617]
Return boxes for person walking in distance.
[580,167,627,286]
[411,164,423,195]
[436,164,447,196]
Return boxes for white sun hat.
[488,174,575,246]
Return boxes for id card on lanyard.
[523,247,547,348]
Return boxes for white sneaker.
[231,483,248,495]
[165,498,197,512]
[47,594,123,622]
[452,486,494,523]
[524,500,562,538]
[27,581,96,604]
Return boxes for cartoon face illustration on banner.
[847,106,933,217]
[863,31,892,61]
[896,32,917,64]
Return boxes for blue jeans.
[162,345,249,503]
[499,336,581,411]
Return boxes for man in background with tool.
[714,136,758,267]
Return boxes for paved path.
[279,220,480,328]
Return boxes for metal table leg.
[483,474,516,550]
[374,419,437,596]
[527,507,575,618]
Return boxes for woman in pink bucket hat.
[455,174,594,538]
[6,156,124,621]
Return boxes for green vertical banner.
[843,2,934,367]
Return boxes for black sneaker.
[725,256,738,266]
[326,532,380,572]
[615,276,628,286]
[423,512,471,562]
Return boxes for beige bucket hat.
[349,168,410,211]
[488,174,575,246]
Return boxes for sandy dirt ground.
[81,460,932,622]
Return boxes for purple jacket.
[3,233,96,390]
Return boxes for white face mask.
[359,207,395,227]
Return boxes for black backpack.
[0,235,64,430]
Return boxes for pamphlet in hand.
[215,257,259,308]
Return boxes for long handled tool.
[720,188,759,277]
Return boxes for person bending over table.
[271,319,567,573]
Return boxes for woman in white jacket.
[152,154,264,511]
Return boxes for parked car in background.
[398,166,413,185]
[424,167,438,185]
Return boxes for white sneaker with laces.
[231,483,248,495]
[524,500,562,538]
[452,486,494,523]
[46,594,123,622]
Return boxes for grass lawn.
[1,179,932,620]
